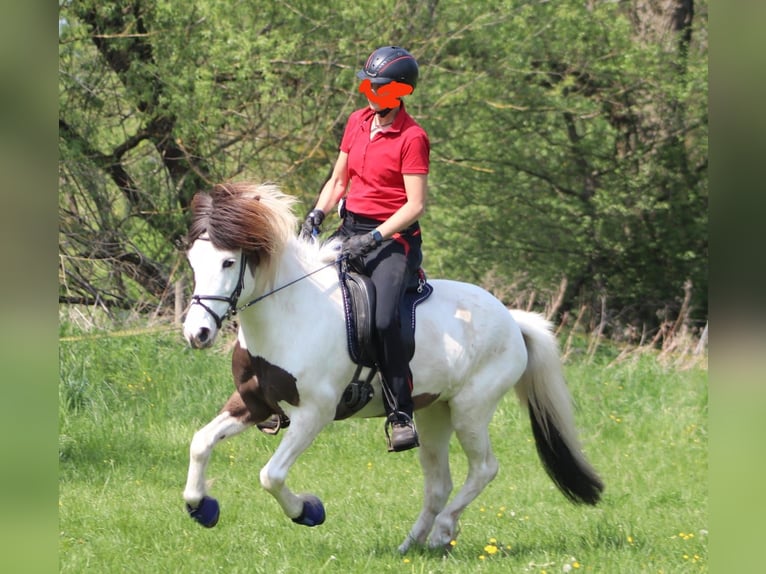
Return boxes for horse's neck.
[239,241,340,350]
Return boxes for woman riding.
[300,46,430,452]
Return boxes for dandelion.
[484,543,499,555]
[402,558,410,564]
[677,531,695,541]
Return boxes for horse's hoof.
[186,496,220,528]
[291,495,325,527]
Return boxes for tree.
[59,0,707,338]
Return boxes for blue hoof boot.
[291,495,325,527]
[187,496,220,528]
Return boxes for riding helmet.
[356,46,419,90]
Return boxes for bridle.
[189,242,342,329]
[190,250,249,329]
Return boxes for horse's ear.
[174,235,189,251]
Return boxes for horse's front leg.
[183,392,254,527]
[259,404,334,527]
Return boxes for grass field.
[59,324,707,573]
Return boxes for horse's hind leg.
[183,391,254,527]
[399,402,454,554]
[427,403,500,549]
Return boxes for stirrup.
[384,412,419,452]
[256,413,291,435]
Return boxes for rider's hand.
[343,231,382,258]
[299,209,325,241]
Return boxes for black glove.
[299,209,325,241]
[343,231,382,258]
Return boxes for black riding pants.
[337,212,422,419]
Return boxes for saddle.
[334,259,433,419]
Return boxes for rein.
[237,258,340,312]
[190,249,342,328]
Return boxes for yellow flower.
[402,558,410,564]
[484,544,499,555]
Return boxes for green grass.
[59,327,707,573]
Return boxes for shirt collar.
[363,102,407,134]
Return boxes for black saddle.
[334,259,433,419]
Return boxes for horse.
[181,181,603,553]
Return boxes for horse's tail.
[509,310,604,505]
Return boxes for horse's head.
[182,182,298,349]
[183,237,255,348]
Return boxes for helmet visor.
[356,69,393,85]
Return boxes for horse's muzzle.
[185,326,216,349]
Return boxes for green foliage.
[59,327,707,572]
[59,0,707,334]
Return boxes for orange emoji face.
[358,79,413,109]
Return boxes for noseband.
[190,252,249,329]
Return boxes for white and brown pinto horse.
[181,182,603,553]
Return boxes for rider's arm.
[374,173,427,239]
[314,151,349,214]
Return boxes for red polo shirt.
[340,103,430,221]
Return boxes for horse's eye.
[223,259,236,269]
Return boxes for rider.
[300,46,429,452]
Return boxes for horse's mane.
[188,182,298,262]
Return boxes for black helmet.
[356,46,419,90]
